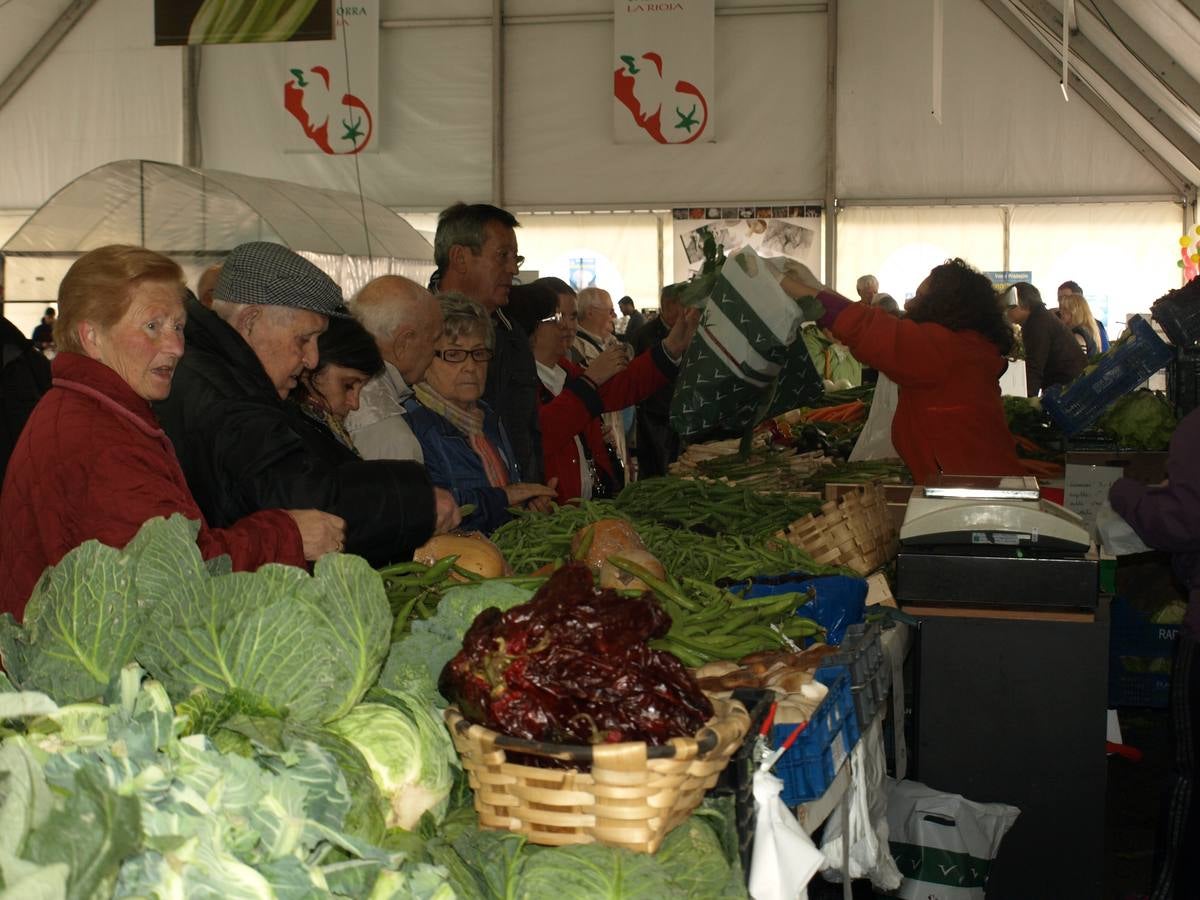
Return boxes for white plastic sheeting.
[1,159,433,309]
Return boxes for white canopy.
[1,159,434,305]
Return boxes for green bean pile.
[613,476,823,538]
[609,558,826,666]
[490,500,846,584]
[802,459,911,491]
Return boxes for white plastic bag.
[749,769,825,900]
[818,717,902,891]
[1094,500,1152,555]
[849,373,899,461]
[886,778,1019,900]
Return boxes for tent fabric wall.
[0,0,181,210]
[1007,201,1181,334]
[837,0,1176,199]
[835,206,1006,299]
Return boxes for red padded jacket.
[829,302,1021,484]
[0,353,304,619]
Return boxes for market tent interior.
[0,159,434,326]
[1,0,1199,334]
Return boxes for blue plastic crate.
[772,665,859,806]
[1108,595,1180,708]
[1042,315,1173,436]
[820,621,884,731]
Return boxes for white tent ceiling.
[0,1,1197,209]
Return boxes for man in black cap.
[156,241,460,566]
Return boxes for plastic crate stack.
[1042,314,1174,436]
[819,621,890,732]
[772,665,859,806]
[1154,275,1200,421]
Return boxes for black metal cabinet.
[911,602,1109,900]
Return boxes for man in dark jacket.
[431,202,547,488]
[1007,282,1085,396]
[633,284,685,477]
[155,242,459,567]
[1,314,51,485]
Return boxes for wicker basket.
[776,482,898,575]
[444,697,750,854]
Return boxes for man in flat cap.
[156,241,460,567]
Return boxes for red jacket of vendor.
[829,302,1021,484]
[538,344,675,504]
[0,352,305,620]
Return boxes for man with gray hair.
[431,202,546,487]
[156,241,460,567]
[348,274,443,462]
[856,274,879,305]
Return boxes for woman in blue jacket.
[405,293,556,533]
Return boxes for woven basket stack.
[775,482,899,575]
[444,697,750,854]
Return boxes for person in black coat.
[1,314,52,485]
[633,284,685,478]
[155,242,460,567]
[1007,282,1085,396]
[429,202,548,492]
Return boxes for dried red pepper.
[439,562,713,746]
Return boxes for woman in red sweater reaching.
[781,257,1021,484]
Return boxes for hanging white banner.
[613,0,714,144]
[283,3,379,154]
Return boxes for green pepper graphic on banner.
[670,246,824,438]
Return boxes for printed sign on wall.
[613,0,714,144]
[283,3,379,154]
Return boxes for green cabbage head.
[325,698,458,831]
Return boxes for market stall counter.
[896,477,1108,899]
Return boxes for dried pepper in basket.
[439,562,713,747]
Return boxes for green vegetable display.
[418,797,746,898]
[0,665,454,898]
[614,476,822,538]
[0,515,391,725]
[326,694,459,831]
[492,500,843,583]
[608,557,825,667]
[1096,389,1176,451]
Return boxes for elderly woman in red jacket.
[781,258,1021,483]
[508,280,699,503]
[0,245,345,619]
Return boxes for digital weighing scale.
[895,475,1099,610]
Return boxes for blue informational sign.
[982,270,1032,289]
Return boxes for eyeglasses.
[434,347,495,363]
[539,312,561,324]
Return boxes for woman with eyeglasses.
[405,292,557,534]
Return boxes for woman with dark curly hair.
[781,258,1021,483]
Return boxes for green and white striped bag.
[670,246,823,438]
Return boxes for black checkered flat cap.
[215,242,351,318]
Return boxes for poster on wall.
[283,4,379,154]
[154,0,333,45]
[672,206,823,284]
[613,0,714,144]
